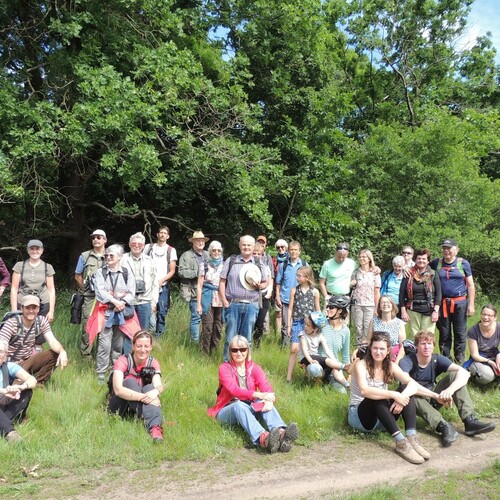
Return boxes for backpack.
[82,250,105,288]
[89,265,128,293]
[225,255,264,280]
[436,257,465,280]
[1,362,8,388]
[146,244,172,266]
[19,260,48,292]
[408,352,438,388]
[0,312,43,358]
[275,259,308,286]
[107,353,154,396]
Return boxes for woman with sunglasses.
[108,330,164,442]
[196,241,224,356]
[208,335,298,453]
[349,332,445,464]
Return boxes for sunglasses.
[104,254,116,259]
[230,347,248,354]
[336,246,348,251]
[211,249,222,252]
[402,251,413,255]
[92,235,104,240]
[276,245,286,250]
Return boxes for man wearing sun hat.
[178,230,209,343]
[219,235,270,361]
[74,229,107,358]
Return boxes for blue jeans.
[223,302,259,361]
[189,299,201,343]
[216,400,286,444]
[124,302,152,354]
[156,284,170,335]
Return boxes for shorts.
[290,319,304,343]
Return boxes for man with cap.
[319,242,357,304]
[254,235,274,339]
[178,230,209,343]
[219,235,270,360]
[272,239,289,334]
[144,226,177,335]
[74,229,107,358]
[0,295,68,384]
[430,239,475,364]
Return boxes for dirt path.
[79,424,500,499]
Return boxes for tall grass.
[0,291,498,490]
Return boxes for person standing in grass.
[286,266,320,382]
[349,332,444,464]
[208,335,299,453]
[108,330,165,442]
[0,339,37,442]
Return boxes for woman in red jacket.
[208,335,298,453]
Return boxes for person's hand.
[373,266,381,275]
[57,350,68,370]
[310,359,319,365]
[151,304,157,313]
[390,401,404,414]
[3,385,21,399]
[261,392,275,402]
[196,304,202,315]
[113,300,125,312]
[467,304,475,317]
[47,311,54,323]
[439,389,454,401]
[393,392,410,407]
[275,297,282,308]
[343,363,351,373]
[401,311,410,323]
[262,400,274,412]
[431,310,438,323]
[436,395,453,408]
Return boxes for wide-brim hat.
[188,230,209,242]
[239,263,262,291]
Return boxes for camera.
[135,279,146,295]
[140,366,156,386]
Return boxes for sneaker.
[6,430,22,443]
[279,423,299,453]
[149,425,164,443]
[464,417,496,437]
[407,436,430,460]
[436,420,458,447]
[259,427,280,453]
[395,439,425,464]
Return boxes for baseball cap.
[21,295,41,307]
[256,235,267,244]
[441,238,457,247]
[91,229,107,238]
[27,239,43,249]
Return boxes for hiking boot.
[436,420,458,447]
[407,436,430,460]
[149,425,164,443]
[6,430,22,443]
[395,438,425,464]
[259,427,280,453]
[464,417,496,437]
[279,423,299,453]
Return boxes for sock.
[406,428,416,437]
[392,431,405,442]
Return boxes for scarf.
[406,266,435,310]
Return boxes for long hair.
[364,332,393,384]
[359,249,376,270]
[228,335,252,362]
[297,265,316,288]
[377,295,398,319]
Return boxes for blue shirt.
[381,271,403,305]
[430,258,471,299]
[0,362,21,387]
[276,258,305,304]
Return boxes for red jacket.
[207,360,274,417]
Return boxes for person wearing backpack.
[10,239,55,323]
[399,330,495,448]
[108,330,165,442]
[430,239,476,364]
[74,229,107,358]
[0,339,37,443]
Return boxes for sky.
[467,0,500,62]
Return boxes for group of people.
[0,231,498,460]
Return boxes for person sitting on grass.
[299,312,350,387]
[0,339,37,443]
[208,335,298,453]
[108,330,165,443]
[399,330,495,447]
[348,332,446,465]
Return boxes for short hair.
[414,330,436,346]
[158,226,170,234]
[129,232,145,244]
[415,248,431,260]
[132,330,154,346]
[208,240,223,253]
[392,255,405,267]
[106,244,124,258]
[228,335,252,361]
[482,304,497,316]
[288,240,301,250]
[402,245,414,253]
[240,235,255,246]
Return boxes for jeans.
[216,400,286,444]
[223,302,259,361]
[123,302,152,354]
[438,299,468,362]
[0,389,33,435]
[253,296,270,347]
[189,299,201,343]
[108,379,162,430]
[156,284,170,335]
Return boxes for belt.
[231,298,259,304]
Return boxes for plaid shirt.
[220,255,269,301]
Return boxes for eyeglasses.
[92,235,103,240]
[481,313,495,318]
[402,251,413,255]
[211,249,222,252]
[276,245,286,250]
[105,254,116,259]
[230,347,248,354]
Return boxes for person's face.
[370,340,389,361]
[253,249,263,258]
[393,263,403,275]
[240,237,254,258]
[326,305,339,318]
[0,346,8,364]
[257,239,267,249]
[105,252,120,265]
[230,344,248,362]
[304,316,315,334]
[134,336,153,362]
[22,304,40,320]
[335,245,349,263]
[210,247,222,258]
[359,252,369,265]
[402,248,413,262]
[415,254,428,269]
[28,246,43,259]
[289,244,301,260]
[416,338,435,357]
[442,245,458,261]
[276,244,287,255]
[129,239,144,257]
[379,297,393,314]
[92,235,106,250]
[296,270,307,284]
[480,308,497,326]
[157,229,169,243]
[192,238,206,252]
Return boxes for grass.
[0,290,499,496]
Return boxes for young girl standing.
[286,266,320,382]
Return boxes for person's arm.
[399,278,410,322]
[10,271,20,311]
[373,274,381,313]
[9,366,37,391]
[319,277,328,300]
[112,370,148,402]
[438,364,470,399]
[0,258,11,296]
[275,283,282,308]
[467,334,497,372]
[196,272,204,315]
[300,336,316,365]
[164,258,177,284]
[219,278,229,308]
[366,320,374,344]
[74,273,84,289]
[320,337,346,370]
[287,288,296,335]
[46,275,56,323]
[313,288,321,311]
[394,321,406,364]
[43,326,68,370]
[392,364,446,406]
[465,275,475,317]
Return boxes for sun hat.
[188,230,209,242]
[21,295,41,307]
[239,263,262,291]
[307,364,324,380]
[91,229,107,238]
[27,239,43,249]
